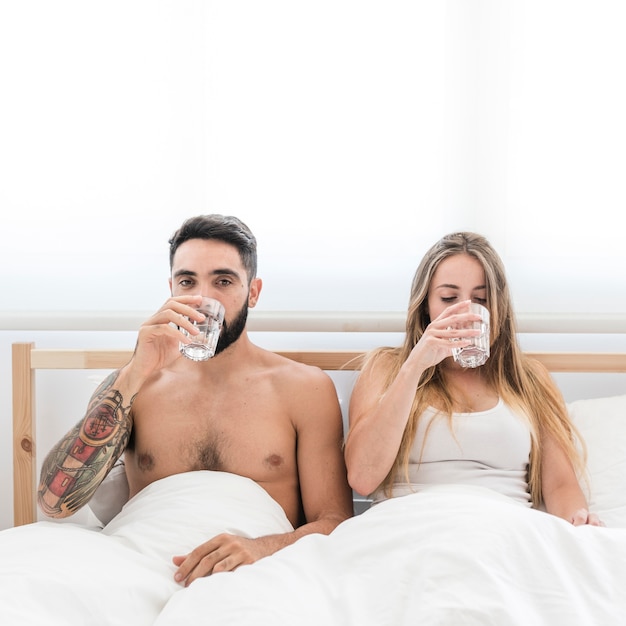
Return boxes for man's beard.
[214,301,248,355]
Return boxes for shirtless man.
[38,214,353,586]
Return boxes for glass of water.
[451,303,490,368]
[179,297,225,361]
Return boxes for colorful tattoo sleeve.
[38,371,134,517]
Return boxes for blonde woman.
[345,232,603,526]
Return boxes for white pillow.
[88,460,130,526]
[567,394,626,527]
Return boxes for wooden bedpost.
[12,342,36,526]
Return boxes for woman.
[345,231,603,526]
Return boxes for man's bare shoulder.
[244,347,339,415]
[249,348,342,434]
[252,345,333,385]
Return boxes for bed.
[5,341,626,625]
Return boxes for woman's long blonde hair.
[372,232,585,506]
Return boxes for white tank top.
[371,399,532,506]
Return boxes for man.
[38,214,353,586]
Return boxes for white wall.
[2,1,626,530]
[2,1,626,316]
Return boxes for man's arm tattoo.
[38,371,136,517]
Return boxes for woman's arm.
[540,434,604,526]
[345,301,476,495]
[345,352,423,496]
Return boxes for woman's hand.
[407,300,481,370]
[571,508,606,527]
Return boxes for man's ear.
[248,277,262,308]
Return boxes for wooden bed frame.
[12,342,626,527]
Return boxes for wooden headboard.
[12,342,626,526]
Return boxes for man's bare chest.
[126,391,297,493]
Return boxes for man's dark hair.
[168,214,258,281]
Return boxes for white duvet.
[2,474,626,626]
[0,471,293,626]
[156,483,626,626]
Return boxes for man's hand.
[129,295,206,380]
[173,533,282,586]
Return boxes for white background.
[1,1,625,530]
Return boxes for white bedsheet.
[0,471,293,626]
[156,484,626,626]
